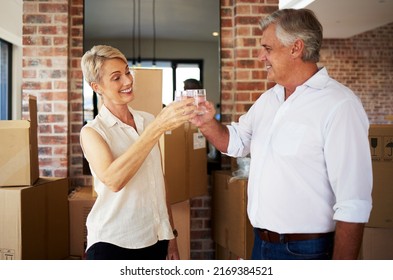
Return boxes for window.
[0,39,12,120]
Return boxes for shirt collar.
[273,67,330,102]
[304,67,330,90]
[98,104,144,131]
[98,105,117,127]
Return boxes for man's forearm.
[333,221,365,259]
[199,119,229,153]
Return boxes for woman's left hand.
[167,238,180,260]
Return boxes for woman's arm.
[81,99,196,192]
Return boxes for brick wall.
[220,0,393,125]
[320,23,393,124]
[21,0,392,260]
[220,0,279,125]
[22,0,85,186]
[68,0,85,187]
[22,0,70,178]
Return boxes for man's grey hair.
[259,9,323,63]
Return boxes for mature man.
[191,9,372,260]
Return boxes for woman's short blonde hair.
[81,45,128,84]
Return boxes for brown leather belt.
[256,228,334,243]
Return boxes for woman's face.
[92,58,134,106]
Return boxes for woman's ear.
[91,82,100,94]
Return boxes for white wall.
[85,38,221,110]
[0,0,23,119]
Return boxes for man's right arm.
[190,101,230,153]
[198,118,229,153]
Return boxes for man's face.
[257,24,294,86]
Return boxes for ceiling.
[84,0,220,42]
[84,0,393,42]
[292,0,393,38]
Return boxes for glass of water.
[193,89,207,115]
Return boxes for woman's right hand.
[154,98,197,132]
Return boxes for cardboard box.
[215,244,244,260]
[0,95,39,187]
[162,126,188,203]
[368,125,393,228]
[360,227,393,259]
[68,186,96,258]
[0,177,69,260]
[212,170,253,260]
[187,123,208,198]
[171,200,190,260]
[162,123,208,204]
[131,68,163,116]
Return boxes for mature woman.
[80,45,196,260]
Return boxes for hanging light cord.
[132,0,136,65]
[137,0,141,65]
[153,0,156,66]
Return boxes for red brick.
[236,92,251,102]
[54,169,68,178]
[23,14,52,24]
[38,135,67,145]
[235,5,251,15]
[54,124,68,133]
[23,81,52,90]
[39,3,69,13]
[236,26,251,36]
[235,48,250,58]
[236,69,251,80]
[39,125,53,134]
[23,70,37,79]
[235,16,260,25]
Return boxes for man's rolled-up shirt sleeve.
[325,99,373,223]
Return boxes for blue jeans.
[251,228,334,260]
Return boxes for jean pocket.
[286,238,333,260]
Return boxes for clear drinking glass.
[182,90,195,100]
[194,89,207,115]
[174,90,185,102]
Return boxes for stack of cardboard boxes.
[0,96,69,260]
[68,186,95,259]
[361,124,393,259]
[212,170,253,260]
[134,69,208,259]
[69,69,208,259]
